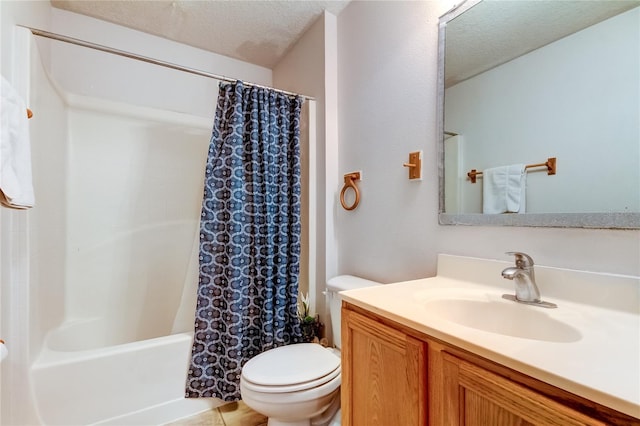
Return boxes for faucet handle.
[505,251,534,268]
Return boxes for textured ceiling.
[51,0,351,69]
[51,1,639,81]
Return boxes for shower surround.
[1,23,272,424]
[29,38,217,424]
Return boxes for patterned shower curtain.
[186,81,303,401]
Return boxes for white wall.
[50,8,272,118]
[336,0,640,283]
[446,8,639,214]
[337,1,450,282]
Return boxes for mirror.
[437,0,640,228]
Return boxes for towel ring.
[340,172,361,211]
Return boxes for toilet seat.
[242,365,340,393]
[240,370,341,405]
[241,343,341,393]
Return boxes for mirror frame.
[436,0,640,229]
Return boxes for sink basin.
[423,295,582,343]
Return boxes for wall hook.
[403,151,422,180]
[340,171,361,211]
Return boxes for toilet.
[240,275,381,426]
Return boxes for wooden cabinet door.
[441,352,606,426]
[341,307,427,426]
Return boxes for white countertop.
[340,254,640,419]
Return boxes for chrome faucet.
[501,252,556,308]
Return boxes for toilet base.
[267,419,310,426]
[310,392,340,426]
[266,406,340,426]
[251,389,341,426]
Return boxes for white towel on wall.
[1,75,35,209]
[482,164,526,214]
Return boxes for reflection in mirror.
[437,0,640,228]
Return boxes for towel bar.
[468,157,556,183]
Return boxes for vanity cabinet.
[438,352,604,425]
[342,303,639,426]
[341,306,427,425]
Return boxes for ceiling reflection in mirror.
[437,0,640,228]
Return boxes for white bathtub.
[32,326,219,425]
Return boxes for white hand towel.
[1,76,35,209]
[482,164,526,214]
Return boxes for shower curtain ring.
[340,171,361,211]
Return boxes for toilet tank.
[326,275,381,349]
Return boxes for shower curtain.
[186,81,303,401]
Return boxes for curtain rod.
[22,26,315,102]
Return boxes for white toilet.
[240,275,381,426]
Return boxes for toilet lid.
[242,343,340,387]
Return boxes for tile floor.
[166,401,267,426]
